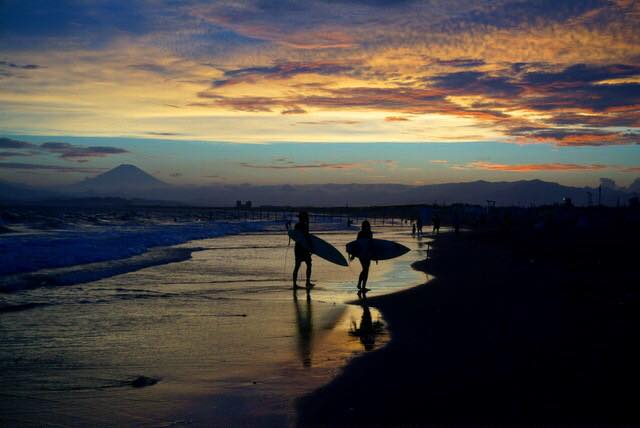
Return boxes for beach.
[297,227,640,424]
[0,216,426,427]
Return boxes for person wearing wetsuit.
[292,211,313,290]
[354,220,373,295]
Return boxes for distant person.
[292,211,313,290]
[432,214,441,235]
[416,217,423,236]
[453,213,460,235]
[350,220,373,297]
[412,223,416,237]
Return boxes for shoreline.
[296,230,640,424]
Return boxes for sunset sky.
[1,0,639,187]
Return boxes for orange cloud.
[463,161,608,172]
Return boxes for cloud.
[40,142,129,161]
[430,159,449,164]
[295,120,361,125]
[212,61,358,88]
[0,138,129,161]
[461,161,609,172]
[239,159,396,170]
[511,129,639,146]
[146,132,184,136]
[434,58,486,68]
[430,71,523,97]
[0,137,37,149]
[0,61,41,70]
[0,162,105,173]
[281,106,307,115]
[385,116,411,122]
[1,0,639,148]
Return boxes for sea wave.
[0,220,271,276]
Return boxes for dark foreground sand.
[297,229,640,425]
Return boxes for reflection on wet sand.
[349,300,385,351]
[294,289,313,367]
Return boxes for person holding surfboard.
[351,220,373,296]
[292,211,314,290]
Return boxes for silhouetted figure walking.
[432,214,441,235]
[416,217,423,236]
[412,223,416,237]
[292,211,313,290]
[351,220,373,297]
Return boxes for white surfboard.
[288,229,349,267]
[346,238,410,261]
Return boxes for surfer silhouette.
[292,211,314,290]
[351,220,373,297]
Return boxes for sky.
[0,0,639,188]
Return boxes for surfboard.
[288,229,349,267]
[346,238,410,261]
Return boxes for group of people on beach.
[291,211,373,298]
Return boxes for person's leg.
[293,258,302,288]
[357,258,365,289]
[305,257,313,288]
[361,259,371,290]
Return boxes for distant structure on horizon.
[236,200,252,209]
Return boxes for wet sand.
[297,230,640,424]
[0,227,425,427]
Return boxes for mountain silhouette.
[5,164,638,206]
[67,164,168,196]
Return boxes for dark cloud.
[212,61,357,88]
[146,132,184,136]
[0,137,37,149]
[435,58,486,68]
[439,0,608,31]
[509,129,640,146]
[0,162,105,173]
[430,71,522,97]
[522,64,640,86]
[40,142,129,160]
[281,106,306,115]
[0,60,41,69]
[0,138,129,161]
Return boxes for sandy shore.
[297,230,640,425]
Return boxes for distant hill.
[4,163,638,206]
[0,179,57,201]
[66,164,169,196]
[136,179,636,207]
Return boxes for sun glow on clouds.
[0,0,639,186]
